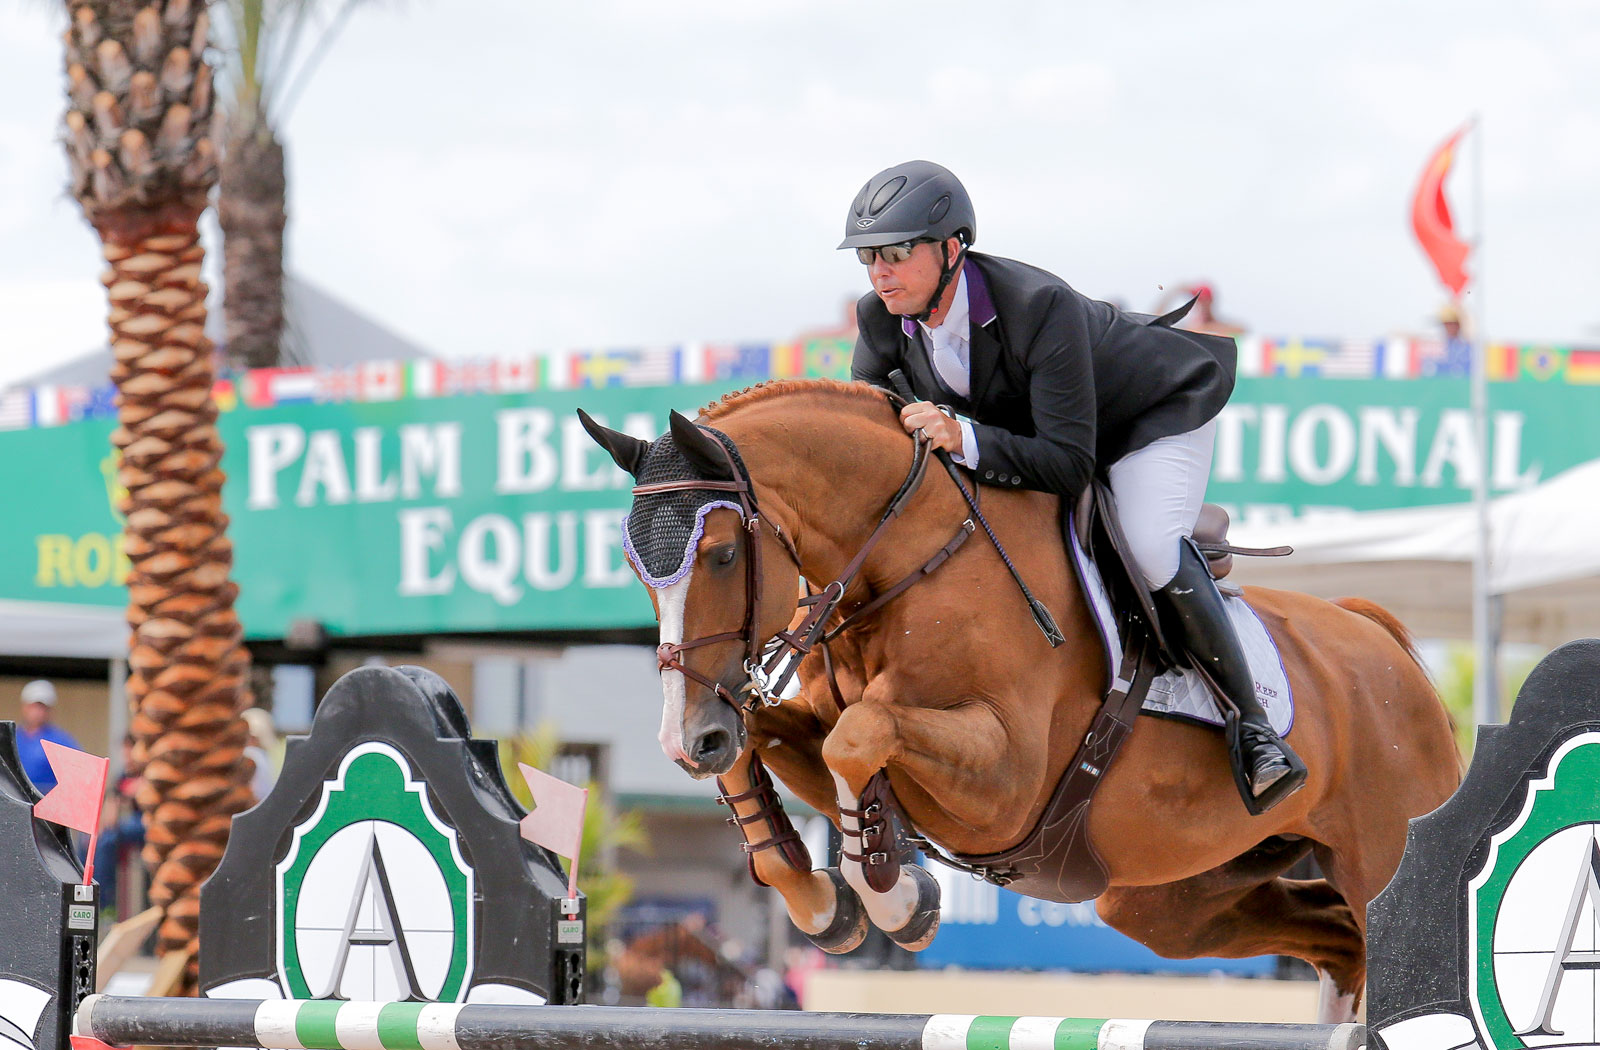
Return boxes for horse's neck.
[724,400,925,584]
[727,392,1105,691]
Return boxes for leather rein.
[637,426,974,716]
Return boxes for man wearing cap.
[16,680,82,794]
[841,160,1304,812]
[1429,302,1471,377]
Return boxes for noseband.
[635,423,973,716]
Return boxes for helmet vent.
[927,195,950,225]
[869,176,907,215]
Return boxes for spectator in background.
[1426,302,1473,377]
[241,707,279,802]
[1156,283,1246,337]
[15,680,81,793]
[94,733,146,918]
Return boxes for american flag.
[620,348,678,386]
[0,389,31,430]
[1319,339,1381,379]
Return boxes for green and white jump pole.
[75,996,1365,1050]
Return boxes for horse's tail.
[1332,597,1462,756]
[1332,597,1424,669]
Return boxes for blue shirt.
[16,723,82,793]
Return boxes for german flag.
[1567,348,1600,384]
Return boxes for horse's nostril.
[694,729,730,763]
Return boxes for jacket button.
[984,470,995,479]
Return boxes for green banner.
[6,377,1597,638]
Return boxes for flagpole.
[1469,113,1498,727]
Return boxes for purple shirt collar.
[900,258,995,337]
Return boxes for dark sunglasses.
[855,239,932,265]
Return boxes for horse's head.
[580,408,802,779]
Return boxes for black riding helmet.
[838,160,976,249]
[839,161,976,322]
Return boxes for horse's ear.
[668,410,736,480]
[577,408,649,478]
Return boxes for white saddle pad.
[1069,524,1295,738]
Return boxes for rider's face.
[868,239,954,317]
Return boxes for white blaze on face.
[654,573,693,764]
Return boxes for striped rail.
[75,996,1365,1050]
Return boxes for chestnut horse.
[582,379,1461,1020]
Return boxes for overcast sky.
[2,0,1598,387]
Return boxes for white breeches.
[1105,418,1217,589]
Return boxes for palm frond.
[209,0,399,124]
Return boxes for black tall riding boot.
[1156,538,1307,814]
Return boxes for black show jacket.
[851,251,1236,500]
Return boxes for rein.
[638,423,973,715]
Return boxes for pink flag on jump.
[32,741,110,886]
[518,763,589,902]
[71,1036,117,1050]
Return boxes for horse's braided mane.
[698,378,890,422]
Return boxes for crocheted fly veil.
[622,424,751,588]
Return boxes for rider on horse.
[841,159,1306,811]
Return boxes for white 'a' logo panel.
[1494,824,1600,1046]
[276,742,475,1003]
[291,821,458,1001]
[1470,731,1600,1050]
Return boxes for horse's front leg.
[717,712,868,954]
[821,690,1044,950]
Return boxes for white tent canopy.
[1226,459,1600,647]
[0,599,126,659]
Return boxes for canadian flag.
[361,361,404,401]
[496,356,538,393]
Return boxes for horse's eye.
[714,545,737,566]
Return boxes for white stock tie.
[927,325,970,399]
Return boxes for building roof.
[7,276,435,390]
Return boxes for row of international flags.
[1244,336,1600,382]
[2,334,1598,431]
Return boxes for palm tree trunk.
[100,210,255,991]
[218,103,288,370]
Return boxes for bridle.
[635,422,974,716]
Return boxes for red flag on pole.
[1411,125,1472,296]
[32,741,109,886]
[518,762,588,903]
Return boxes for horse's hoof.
[884,864,942,951]
[804,867,869,955]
